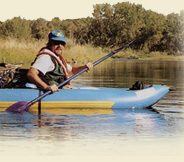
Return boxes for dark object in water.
[169,87,176,91]
[129,81,144,90]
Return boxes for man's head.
[47,30,67,56]
[48,30,67,42]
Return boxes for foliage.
[0,2,183,55]
[30,18,51,40]
[160,11,184,55]
[0,17,31,40]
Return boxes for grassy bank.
[0,38,183,68]
[0,38,109,68]
[112,48,184,61]
[0,38,44,67]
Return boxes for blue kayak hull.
[0,85,169,110]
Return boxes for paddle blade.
[5,101,30,113]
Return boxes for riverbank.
[0,38,183,68]
[112,49,184,61]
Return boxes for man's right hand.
[27,68,60,93]
[45,84,60,93]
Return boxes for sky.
[0,0,183,22]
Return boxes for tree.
[30,18,50,40]
[0,17,31,40]
[90,2,146,47]
[161,11,184,54]
[48,17,63,31]
[90,3,115,46]
[137,10,165,52]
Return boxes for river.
[0,59,184,160]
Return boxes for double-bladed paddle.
[6,40,134,113]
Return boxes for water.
[0,60,184,159]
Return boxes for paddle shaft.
[28,40,134,106]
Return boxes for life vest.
[36,48,69,86]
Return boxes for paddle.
[6,40,134,113]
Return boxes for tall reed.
[0,38,183,69]
[0,38,108,68]
[0,38,45,67]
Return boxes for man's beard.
[55,48,63,56]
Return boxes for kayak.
[0,85,169,111]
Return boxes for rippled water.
[0,60,184,158]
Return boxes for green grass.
[0,38,183,69]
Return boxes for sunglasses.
[52,41,66,46]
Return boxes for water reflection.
[74,60,184,88]
[0,108,164,141]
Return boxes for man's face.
[50,40,66,56]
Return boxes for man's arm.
[70,63,93,75]
[27,67,59,92]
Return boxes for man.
[27,30,93,92]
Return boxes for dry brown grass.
[0,38,183,68]
[0,38,45,67]
[0,38,108,68]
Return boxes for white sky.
[0,0,183,22]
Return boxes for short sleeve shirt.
[31,54,72,75]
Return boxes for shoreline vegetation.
[0,2,183,67]
[0,38,183,68]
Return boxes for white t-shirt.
[31,54,72,75]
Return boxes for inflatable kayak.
[0,85,169,111]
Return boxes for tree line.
[0,2,183,55]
